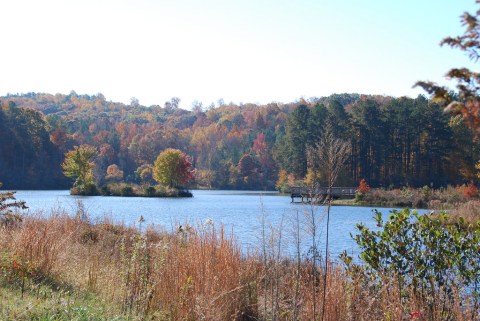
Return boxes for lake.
[12,190,420,262]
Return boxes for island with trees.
[62,144,194,197]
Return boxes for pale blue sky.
[0,0,477,108]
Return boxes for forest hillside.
[1,92,478,190]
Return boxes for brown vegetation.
[357,185,479,209]
[1,207,478,320]
[442,199,480,226]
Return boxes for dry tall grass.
[359,185,478,209]
[445,199,480,225]
[1,209,477,320]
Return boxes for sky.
[0,0,478,109]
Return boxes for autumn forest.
[0,91,478,190]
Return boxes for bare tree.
[309,123,350,191]
[307,122,350,321]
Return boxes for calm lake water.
[12,190,422,261]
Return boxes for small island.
[62,146,194,197]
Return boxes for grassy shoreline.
[332,185,479,209]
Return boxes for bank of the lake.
[69,183,193,198]
[332,185,480,209]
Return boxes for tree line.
[0,92,478,190]
[277,95,479,188]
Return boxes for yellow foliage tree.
[153,149,194,188]
[62,144,97,191]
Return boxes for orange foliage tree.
[358,178,370,194]
[105,164,124,182]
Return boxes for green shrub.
[120,185,134,196]
[342,209,480,317]
[177,189,193,197]
[354,191,364,202]
[99,185,111,196]
[144,186,156,197]
[71,183,98,196]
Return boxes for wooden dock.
[290,186,357,203]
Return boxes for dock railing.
[290,186,357,203]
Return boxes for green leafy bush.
[120,185,134,196]
[99,185,111,196]
[342,209,480,318]
[83,183,99,195]
[144,186,156,197]
[71,183,98,196]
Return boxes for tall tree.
[283,105,311,178]
[308,103,328,145]
[349,98,386,185]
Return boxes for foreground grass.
[0,282,134,320]
[1,207,479,320]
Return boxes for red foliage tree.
[358,178,370,194]
[178,153,195,185]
